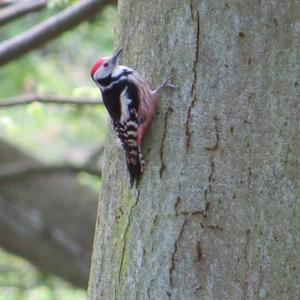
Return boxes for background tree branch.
[0,0,19,8]
[0,94,101,107]
[0,139,99,288]
[0,0,47,26]
[0,0,116,66]
[0,162,101,179]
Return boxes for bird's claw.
[159,75,179,90]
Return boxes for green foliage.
[0,248,85,300]
[48,0,74,9]
[0,3,117,299]
[0,5,117,163]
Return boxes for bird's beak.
[112,48,123,66]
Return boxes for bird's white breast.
[120,86,132,122]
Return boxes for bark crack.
[207,224,223,231]
[174,196,182,217]
[159,107,174,178]
[196,241,203,262]
[117,190,141,293]
[169,218,188,289]
[205,116,220,152]
[208,156,215,193]
[178,201,210,219]
[185,2,200,150]
[243,229,250,261]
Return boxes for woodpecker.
[91,48,176,188]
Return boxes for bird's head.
[90,48,123,82]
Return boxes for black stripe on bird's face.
[96,70,133,87]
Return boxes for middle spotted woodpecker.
[91,48,176,188]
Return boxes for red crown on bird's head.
[90,58,106,76]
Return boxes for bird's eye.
[104,63,109,67]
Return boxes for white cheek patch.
[94,69,103,81]
[94,68,110,84]
[112,66,126,77]
[120,87,132,122]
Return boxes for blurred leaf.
[0,3,117,298]
[0,248,86,300]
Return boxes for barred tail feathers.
[113,120,145,188]
[126,146,145,188]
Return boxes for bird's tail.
[126,146,145,188]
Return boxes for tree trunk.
[88,0,300,299]
[0,139,98,288]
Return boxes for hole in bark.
[238,32,245,38]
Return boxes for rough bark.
[88,0,300,299]
[0,139,99,288]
